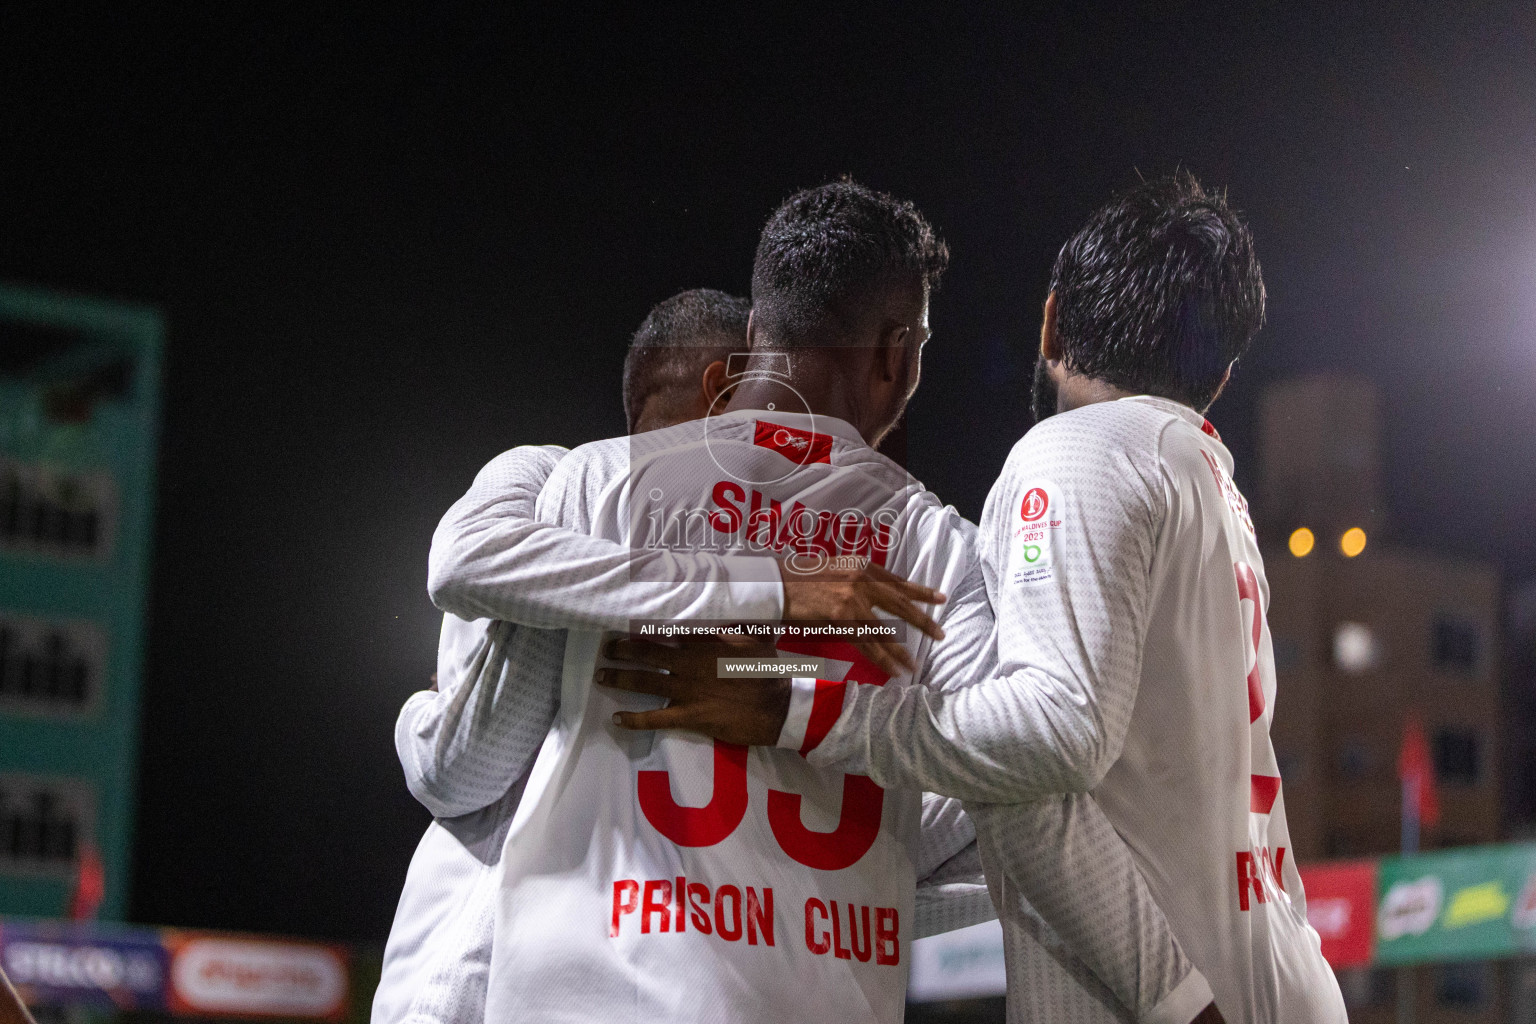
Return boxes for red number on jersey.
[1235,560,1282,815]
[635,638,890,870]
[638,741,749,847]
[766,639,889,870]
[1234,562,1265,724]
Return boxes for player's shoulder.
[907,499,977,545]
[549,418,700,479]
[988,398,1204,533]
[1011,396,1184,461]
[471,443,570,487]
[899,499,981,584]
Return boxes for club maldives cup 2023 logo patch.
[1012,482,1061,587]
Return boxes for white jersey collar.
[709,406,868,447]
[1116,394,1223,443]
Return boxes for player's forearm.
[396,631,559,818]
[913,840,995,939]
[967,797,1213,1024]
[430,516,783,631]
[913,883,995,939]
[802,664,1115,802]
[397,692,521,818]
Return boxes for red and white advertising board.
[1300,860,1377,969]
[164,932,348,1020]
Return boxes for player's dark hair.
[1048,171,1265,411]
[622,288,750,431]
[750,179,948,348]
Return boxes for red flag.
[69,844,105,921]
[1397,714,1441,828]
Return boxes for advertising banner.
[0,918,167,1010]
[164,931,350,1020]
[1375,842,1536,965]
[1299,860,1377,968]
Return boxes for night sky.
[3,4,1535,943]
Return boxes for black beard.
[1031,358,1059,424]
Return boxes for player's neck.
[727,376,859,426]
[725,360,882,443]
[1055,372,1140,414]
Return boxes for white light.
[1333,622,1380,673]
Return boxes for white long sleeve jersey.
[375,444,786,1024]
[375,443,991,1024]
[483,409,1196,1024]
[795,395,1348,1023]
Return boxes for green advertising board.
[1375,842,1536,965]
[0,283,164,920]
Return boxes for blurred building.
[0,284,163,922]
[1257,376,1515,1021]
[1506,579,1536,841]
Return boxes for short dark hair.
[750,179,948,348]
[622,288,750,431]
[1048,171,1265,411]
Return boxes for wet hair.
[622,288,750,431]
[1048,171,1265,411]
[750,179,948,349]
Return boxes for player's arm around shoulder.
[394,616,544,819]
[426,445,568,617]
[431,437,785,630]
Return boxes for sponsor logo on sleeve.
[1020,487,1048,522]
[1378,876,1443,940]
[1010,481,1061,587]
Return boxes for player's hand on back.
[599,635,791,747]
[776,558,946,678]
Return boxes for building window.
[1435,961,1492,1009]
[1337,737,1372,781]
[1433,616,1482,675]
[1338,967,1395,1010]
[1325,831,1359,858]
[1433,729,1483,786]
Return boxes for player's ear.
[745,309,758,350]
[876,322,909,383]
[1040,292,1062,362]
[700,359,730,411]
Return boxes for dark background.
[2,3,1534,942]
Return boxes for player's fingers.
[612,705,698,732]
[605,637,686,670]
[596,667,684,700]
[861,562,947,605]
[868,583,946,642]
